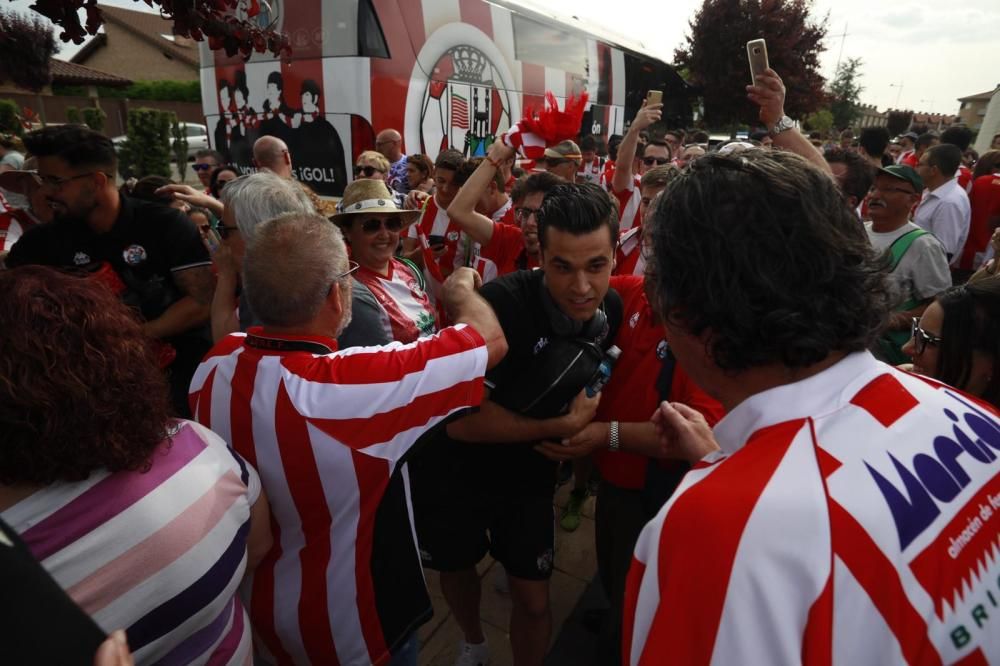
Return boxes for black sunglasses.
[643,157,671,166]
[360,217,404,234]
[192,163,216,172]
[910,317,943,355]
[354,165,384,177]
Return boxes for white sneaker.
[454,638,489,666]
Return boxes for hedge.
[53,80,200,103]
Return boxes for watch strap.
[609,421,620,452]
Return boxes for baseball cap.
[877,164,923,192]
[542,140,582,163]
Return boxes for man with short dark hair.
[940,126,975,192]
[413,181,621,666]
[601,134,624,189]
[615,164,680,276]
[624,148,999,666]
[192,148,223,193]
[858,127,891,167]
[902,132,938,167]
[406,149,466,287]
[824,147,876,213]
[8,125,215,416]
[914,143,972,266]
[896,131,918,164]
[577,135,604,186]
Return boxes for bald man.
[253,135,293,179]
[376,128,409,194]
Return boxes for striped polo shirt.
[1,420,259,665]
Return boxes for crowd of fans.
[0,64,998,666]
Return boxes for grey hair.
[242,212,353,329]
[222,171,313,239]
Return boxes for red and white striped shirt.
[624,352,1000,665]
[354,259,437,343]
[613,226,644,277]
[0,207,38,252]
[189,325,488,665]
[612,175,642,234]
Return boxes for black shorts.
[414,488,555,581]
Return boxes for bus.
[198,0,693,197]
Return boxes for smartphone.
[428,234,446,250]
[646,90,663,106]
[747,39,769,84]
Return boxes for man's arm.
[447,141,516,245]
[210,245,240,342]
[442,267,507,368]
[612,100,662,194]
[747,68,831,176]
[155,184,225,217]
[143,266,213,339]
[447,388,600,444]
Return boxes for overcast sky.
[11,0,998,115]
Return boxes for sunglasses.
[192,163,217,172]
[360,217,404,234]
[643,157,671,167]
[910,317,943,355]
[354,165,384,177]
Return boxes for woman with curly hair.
[0,266,271,665]
[902,276,1000,407]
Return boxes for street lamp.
[889,82,904,109]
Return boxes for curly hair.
[0,266,172,485]
[647,149,892,372]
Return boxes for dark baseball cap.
[877,164,923,192]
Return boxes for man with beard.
[6,125,214,417]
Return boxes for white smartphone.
[746,39,769,84]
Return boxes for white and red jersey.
[612,175,642,234]
[601,159,616,190]
[491,197,514,225]
[614,226,645,276]
[354,258,437,343]
[624,352,1000,665]
[188,326,488,666]
[458,222,529,283]
[578,157,605,187]
[0,207,38,252]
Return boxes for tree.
[803,108,834,134]
[0,8,59,92]
[0,99,23,137]
[118,108,172,179]
[829,57,863,130]
[81,106,107,133]
[17,0,290,58]
[675,0,828,131]
[886,110,913,138]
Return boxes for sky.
[9,0,998,116]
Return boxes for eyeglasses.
[360,216,404,234]
[37,171,100,188]
[328,260,360,295]
[192,163,217,172]
[515,206,540,221]
[217,224,241,240]
[642,157,671,167]
[354,165,385,177]
[910,317,943,355]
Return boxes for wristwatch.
[770,115,795,136]
[608,421,620,452]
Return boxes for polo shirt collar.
[713,351,885,455]
[244,326,339,355]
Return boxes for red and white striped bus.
[199,0,691,197]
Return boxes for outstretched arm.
[746,68,831,175]
[612,100,662,193]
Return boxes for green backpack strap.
[887,228,930,312]
[879,228,931,364]
[397,256,426,292]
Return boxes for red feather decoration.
[519,92,589,146]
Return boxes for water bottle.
[586,345,621,397]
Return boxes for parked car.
[112,122,209,160]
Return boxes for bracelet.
[485,156,502,170]
[608,421,620,452]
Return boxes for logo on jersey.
[533,337,549,355]
[73,251,91,265]
[446,230,460,242]
[629,312,640,329]
[865,390,1000,620]
[123,244,148,266]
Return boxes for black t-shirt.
[8,196,211,323]
[426,269,621,495]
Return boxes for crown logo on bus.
[452,48,488,83]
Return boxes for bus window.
[512,14,586,76]
[358,0,389,59]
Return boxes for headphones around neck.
[539,275,608,340]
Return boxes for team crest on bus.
[420,45,513,157]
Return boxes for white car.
[112,122,209,160]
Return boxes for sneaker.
[454,638,489,666]
[560,487,588,532]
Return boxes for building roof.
[958,88,998,103]
[49,58,132,88]
[70,5,199,69]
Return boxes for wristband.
[486,156,503,170]
[608,421,620,452]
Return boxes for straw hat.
[329,179,420,226]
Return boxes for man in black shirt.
[7,125,214,416]
[412,181,621,666]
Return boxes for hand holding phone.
[646,90,663,106]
